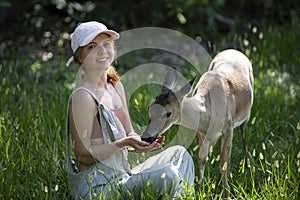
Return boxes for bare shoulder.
[114,81,125,92]
[114,81,129,107]
[114,81,126,97]
[71,89,96,109]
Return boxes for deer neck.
[178,94,210,132]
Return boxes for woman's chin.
[95,62,111,71]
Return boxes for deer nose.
[141,133,159,144]
[141,136,157,144]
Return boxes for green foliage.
[0,0,11,7]
[2,0,299,42]
[0,2,299,199]
[0,56,73,199]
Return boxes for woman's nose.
[96,45,106,54]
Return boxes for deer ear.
[175,77,196,99]
[162,67,178,92]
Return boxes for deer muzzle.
[141,133,159,144]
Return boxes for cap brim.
[80,30,119,47]
[66,56,74,67]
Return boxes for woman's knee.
[167,145,195,183]
[166,145,193,164]
[157,164,181,192]
[166,145,187,152]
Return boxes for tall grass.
[0,56,72,199]
[0,19,299,199]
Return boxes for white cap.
[66,21,119,67]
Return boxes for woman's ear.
[74,48,83,64]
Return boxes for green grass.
[0,19,299,199]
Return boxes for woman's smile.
[96,56,109,62]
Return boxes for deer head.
[141,68,195,143]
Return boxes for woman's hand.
[115,135,165,152]
[155,136,165,145]
[125,136,164,152]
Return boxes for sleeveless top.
[66,87,131,195]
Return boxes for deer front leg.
[197,131,209,187]
[219,126,233,198]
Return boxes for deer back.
[194,49,254,130]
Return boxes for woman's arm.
[70,90,121,164]
[70,90,158,164]
[114,81,139,137]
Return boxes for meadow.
[0,19,299,199]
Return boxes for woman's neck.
[81,70,108,90]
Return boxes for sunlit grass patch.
[0,18,299,199]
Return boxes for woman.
[65,21,195,199]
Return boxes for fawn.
[141,49,254,197]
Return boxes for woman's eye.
[104,42,111,47]
[88,45,96,49]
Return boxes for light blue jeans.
[89,145,195,199]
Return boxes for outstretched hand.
[126,135,165,152]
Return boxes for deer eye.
[165,112,172,118]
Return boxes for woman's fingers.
[135,141,157,152]
[155,136,165,144]
[127,136,165,152]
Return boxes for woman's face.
[79,33,115,71]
